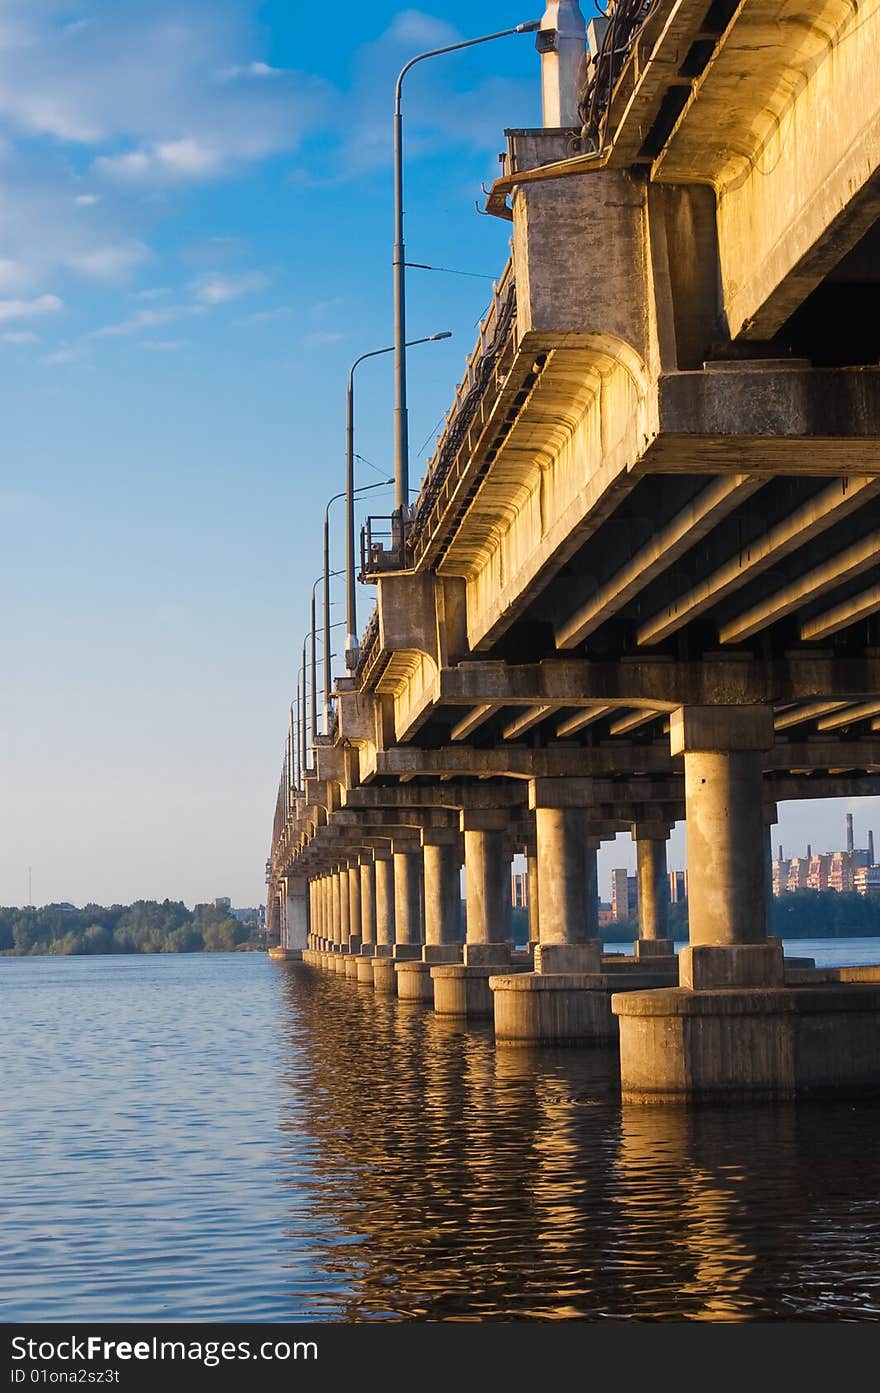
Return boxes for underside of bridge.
[269,0,880,1101]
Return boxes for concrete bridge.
[267,0,880,1100]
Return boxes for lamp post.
[324,479,393,734]
[345,332,451,668]
[392,20,541,522]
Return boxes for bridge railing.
[358,258,518,581]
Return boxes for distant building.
[855,866,880,895]
[598,905,614,927]
[511,872,528,908]
[230,906,262,926]
[611,869,638,922]
[669,870,687,903]
[773,813,876,894]
[214,896,232,912]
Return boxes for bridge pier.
[493,781,678,1045]
[614,707,880,1099]
[432,811,518,1019]
[396,829,463,1003]
[633,822,675,962]
[356,853,377,983]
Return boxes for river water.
[3,942,880,1322]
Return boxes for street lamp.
[310,567,343,747]
[346,331,452,668]
[392,20,541,519]
[324,479,394,733]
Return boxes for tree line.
[0,900,260,956]
[605,891,880,940]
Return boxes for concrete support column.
[330,871,342,946]
[421,828,463,961]
[671,705,781,988]
[392,836,423,952]
[633,821,674,961]
[338,865,350,951]
[284,877,308,955]
[525,835,540,947]
[347,860,361,951]
[764,802,777,932]
[528,779,601,973]
[461,810,512,960]
[374,846,395,953]
[359,853,376,949]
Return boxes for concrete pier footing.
[490,967,679,1044]
[395,961,435,1002]
[612,983,880,1100]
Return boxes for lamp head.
[517,20,542,32]
[429,331,453,341]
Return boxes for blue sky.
[0,1,875,910]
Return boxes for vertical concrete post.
[338,865,350,951]
[764,802,777,934]
[284,878,309,954]
[538,2,586,128]
[421,828,463,962]
[331,869,342,947]
[392,836,423,952]
[374,846,395,953]
[347,860,361,951]
[525,834,540,947]
[586,836,600,940]
[460,810,512,962]
[670,706,782,989]
[527,780,601,973]
[633,821,674,960]
[359,853,376,949]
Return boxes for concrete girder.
[436,656,880,710]
[720,531,880,645]
[501,704,557,739]
[450,704,498,741]
[555,705,613,736]
[555,473,763,649]
[802,584,880,643]
[773,701,849,730]
[608,709,664,736]
[815,702,880,732]
[638,476,880,647]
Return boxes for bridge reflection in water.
[275,964,880,1321]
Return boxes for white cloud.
[75,193,99,206]
[0,293,63,321]
[190,270,268,304]
[88,304,200,339]
[133,287,171,300]
[240,306,289,325]
[218,61,284,80]
[140,338,188,351]
[67,242,151,282]
[303,329,347,347]
[42,346,81,365]
[2,329,38,342]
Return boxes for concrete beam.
[555,705,613,736]
[437,656,880,710]
[802,583,880,643]
[555,474,762,648]
[608,709,663,736]
[815,702,880,732]
[501,704,557,740]
[773,701,849,731]
[720,531,880,645]
[450,703,498,742]
[639,477,880,646]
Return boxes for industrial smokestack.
[538,2,587,128]
[807,844,811,860]
[846,812,854,853]
[778,844,783,863]
[870,830,875,865]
